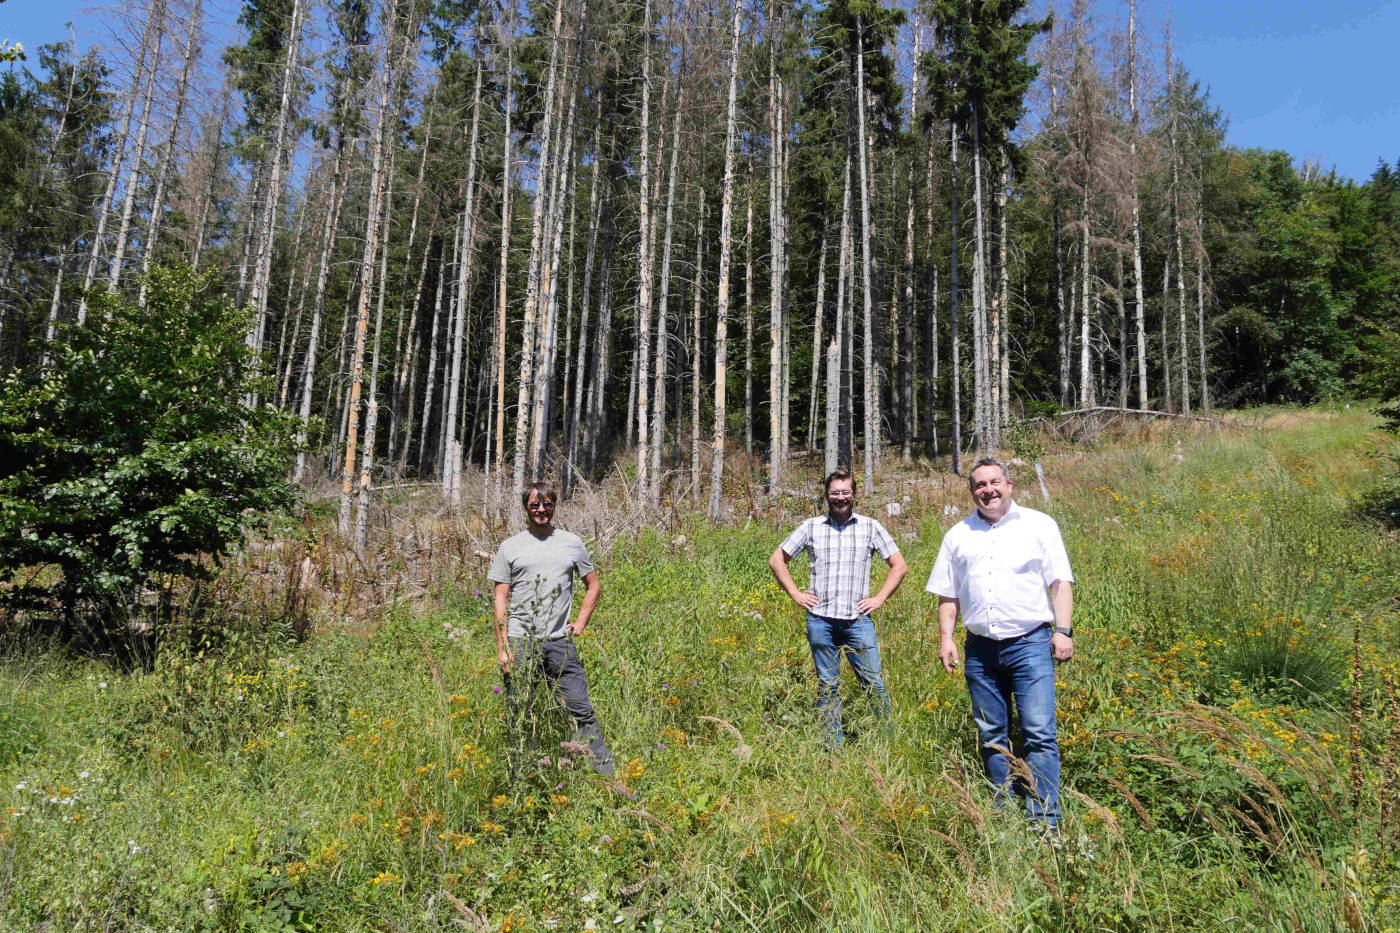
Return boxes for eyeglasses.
[527,501,555,512]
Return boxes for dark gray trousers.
[504,635,615,776]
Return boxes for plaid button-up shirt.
[780,512,899,620]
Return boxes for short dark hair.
[521,481,558,509]
[824,466,856,495]
[967,457,1009,490]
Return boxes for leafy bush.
[0,266,298,646]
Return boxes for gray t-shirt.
[487,528,596,640]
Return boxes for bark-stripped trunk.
[635,0,654,500]
[137,0,201,307]
[767,12,783,491]
[442,64,483,503]
[855,23,877,491]
[708,0,741,521]
[512,0,566,494]
[246,0,303,356]
[492,30,514,512]
[949,120,962,474]
[970,110,990,454]
[650,91,684,507]
[1077,185,1093,407]
[807,227,828,448]
[743,157,755,455]
[293,141,346,482]
[337,25,395,539]
[901,160,916,462]
[107,0,167,296]
[831,148,852,474]
[690,190,705,502]
[1128,0,1148,406]
[565,120,604,495]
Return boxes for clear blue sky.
[4,0,1395,181]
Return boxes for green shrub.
[0,266,298,650]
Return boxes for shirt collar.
[973,500,1020,528]
[822,511,860,528]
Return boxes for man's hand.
[939,636,960,675]
[856,594,886,615]
[568,618,587,637]
[1052,632,1074,663]
[498,644,514,673]
[792,591,820,610]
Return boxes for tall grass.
[2,408,1398,930]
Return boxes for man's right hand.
[792,591,820,610]
[498,645,514,673]
[939,637,960,675]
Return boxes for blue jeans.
[805,612,892,747]
[963,625,1060,825]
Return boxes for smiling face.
[969,463,1013,523]
[825,477,856,522]
[524,490,556,534]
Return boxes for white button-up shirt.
[925,501,1074,640]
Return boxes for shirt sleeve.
[1040,518,1074,585]
[573,536,597,578]
[869,519,899,560]
[925,533,957,597]
[779,519,812,558]
[487,544,512,586]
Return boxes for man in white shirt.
[927,458,1075,827]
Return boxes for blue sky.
[4,0,1395,181]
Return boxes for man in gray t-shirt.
[488,481,617,780]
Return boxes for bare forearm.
[1051,581,1073,630]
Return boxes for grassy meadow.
[2,408,1399,931]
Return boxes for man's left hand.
[568,620,586,637]
[1052,632,1074,663]
[856,594,886,615]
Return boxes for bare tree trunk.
[856,23,877,492]
[418,265,448,474]
[650,91,684,507]
[356,170,395,547]
[807,226,828,448]
[1197,248,1209,413]
[245,0,303,355]
[191,82,231,272]
[442,64,483,503]
[565,121,604,495]
[708,0,742,521]
[1160,257,1172,409]
[293,142,346,482]
[924,120,939,456]
[511,0,566,494]
[901,161,915,462]
[970,111,990,455]
[1077,186,1093,407]
[1115,251,1128,408]
[690,190,706,502]
[492,26,515,513]
[743,156,755,455]
[337,25,394,539]
[77,6,151,324]
[997,168,1009,433]
[1128,0,1148,406]
[826,161,851,476]
[635,0,655,501]
[767,11,783,491]
[108,0,168,295]
[949,120,962,474]
[138,0,201,307]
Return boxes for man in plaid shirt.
[769,467,909,746]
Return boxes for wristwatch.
[1054,626,1074,638]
